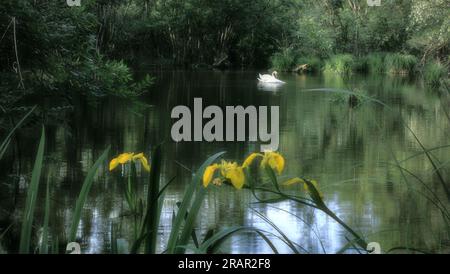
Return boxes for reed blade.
[69,146,110,242]
[19,126,45,253]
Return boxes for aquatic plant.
[202,151,285,190]
[201,150,367,252]
[0,106,36,160]
[384,53,418,75]
[323,54,355,75]
[69,147,111,243]
[240,150,368,251]
[19,127,45,254]
[353,56,369,73]
[270,48,298,72]
[295,56,323,73]
[108,149,238,254]
[166,151,228,254]
[330,86,368,108]
[109,151,151,245]
[5,124,111,253]
[366,52,386,74]
[109,152,151,173]
[424,61,448,88]
[203,160,245,189]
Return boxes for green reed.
[18,126,45,253]
[5,124,111,253]
[0,106,36,160]
[69,146,111,242]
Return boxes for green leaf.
[69,146,110,242]
[166,151,226,254]
[197,226,279,254]
[19,125,45,253]
[144,144,162,253]
[0,106,36,160]
[39,176,51,254]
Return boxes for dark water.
[1,70,449,253]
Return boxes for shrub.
[366,52,386,74]
[353,56,369,73]
[385,53,418,75]
[423,61,448,87]
[270,48,298,71]
[66,57,153,98]
[295,56,323,73]
[323,54,355,74]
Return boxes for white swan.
[258,71,285,83]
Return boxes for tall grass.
[69,146,111,242]
[166,151,226,254]
[244,165,368,251]
[385,53,417,75]
[296,56,323,73]
[143,145,162,253]
[4,131,111,253]
[323,54,355,74]
[196,226,281,254]
[424,61,448,88]
[0,106,36,160]
[366,52,386,74]
[39,176,51,254]
[19,126,45,254]
[270,48,298,71]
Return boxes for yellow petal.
[261,151,285,174]
[203,164,219,187]
[133,152,151,172]
[242,153,263,168]
[224,166,245,189]
[109,158,119,171]
[282,177,305,186]
[219,160,238,177]
[132,152,144,160]
[269,152,285,174]
[139,156,151,172]
[117,152,134,164]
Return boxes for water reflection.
[257,82,285,92]
[1,71,449,253]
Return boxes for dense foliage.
[0,0,448,105]
[0,0,152,113]
[269,0,448,85]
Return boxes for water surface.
[1,70,449,253]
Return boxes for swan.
[258,71,285,83]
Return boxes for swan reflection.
[257,82,285,92]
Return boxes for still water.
[1,70,449,253]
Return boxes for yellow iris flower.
[242,151,285,175]
[132,153,151,172]
[202,160,245,189]
[109,152,151,172]
[283,177,323,199]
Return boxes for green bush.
[93,60,153,97]
[385,53,418,75]
[366,53,386,74]
[424,61,448,87]
[270,48,298,71]
[296,56,323,73]
[353,56,369,73]
[323,54,355,74]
